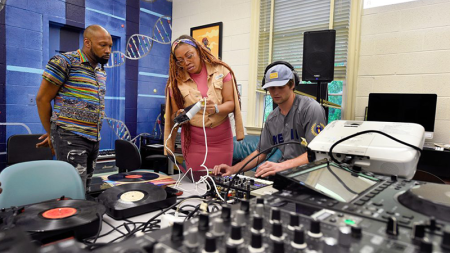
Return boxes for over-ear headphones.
[262,61,300,87]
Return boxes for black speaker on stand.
[301,29,336,120]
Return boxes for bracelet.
[214,104,219,114]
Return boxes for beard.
[91,48,109,65]
[97,56,109,65]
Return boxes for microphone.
[174,100,203,125]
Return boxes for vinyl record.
[99,183,167,210]
[14,200,105,232]
[107,172,160,182]
[398,183,450,222]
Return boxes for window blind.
[256,0,351,85]
[257,0,272,87]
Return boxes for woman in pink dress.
[164,35,244,179]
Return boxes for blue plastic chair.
[0,160,85,208]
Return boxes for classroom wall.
[0,0,172,168]
[356,0,450,143]
[171,0,252,124]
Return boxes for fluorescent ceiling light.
[364,0,417,9]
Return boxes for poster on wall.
[190,22,223,59]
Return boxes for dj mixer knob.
[419,239,433,253]
[322,237,338,253]
[272,239,285,253]
[308,219,322,238]
[184,226,199,249]
[198,212,210,231]
[270,207,281,223]
[386,216,399,236]
[288,212,300,230]
[225,243,238,253]
[291,226,307,250]
[252,215,265,233]
[412,222,426,242]
[203,232,218,253]
[351,225,362,239]
[249,231,265,253]
[235,210,246,225]
[255,203,264,217]
[229,222,243,245]
[270,220,284,240]
[428,216,438,231]
[441,226,450,251]
[221,204,231,221]
[212,218,225,237]
[338,226,352,248]
[256,197,264,204]
[240,199,250,213]
[170,222,183,242]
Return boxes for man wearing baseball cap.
[213,62,326,178]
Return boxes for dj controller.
[92,178,450,253]
[3,161,450,252]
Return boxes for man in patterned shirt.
[36,25,112,191]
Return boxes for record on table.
[107,172,160,182]
[14,200,105,232]
[98,183,167,211]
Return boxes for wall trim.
[247,0,261,128]
[344,0,363,120]
[86,7,125,21]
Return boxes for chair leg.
[154,161,159,173]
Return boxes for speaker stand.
[316,81,329,122]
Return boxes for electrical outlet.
[28,94,35,106]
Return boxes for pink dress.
[180,65,233,173]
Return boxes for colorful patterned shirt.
[42,49,106,142]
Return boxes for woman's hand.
[175,109,184,117]
[201,98,218,115]
[174,109,189,125]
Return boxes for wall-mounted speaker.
[302,29,336,82]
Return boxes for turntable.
[398,183,450,222]
[272,159,450,231]
[98,183,177,220]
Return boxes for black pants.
[50,123,99,192]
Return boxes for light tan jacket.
[164,62,244,154]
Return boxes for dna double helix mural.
[104,15,172,68]
[104,117,131,141]
[0,0,6,12]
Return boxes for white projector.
[308,120,425,179]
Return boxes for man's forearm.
[278,152,309,171]
[36,102,52,133]
[232,150,267,173]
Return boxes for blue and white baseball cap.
[262,64,294,89]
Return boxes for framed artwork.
[190,22,223,59]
